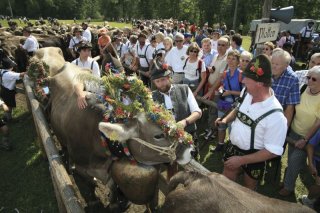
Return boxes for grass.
[0,94,58,212]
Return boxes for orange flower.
[256,68,264,76]
[123,83,131,90]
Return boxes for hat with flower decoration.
[150,57,171,80]
[243,54,272,85]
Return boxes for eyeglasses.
[175,40,183,43]
[218,43,226,47]
[307,76,317,82]
[189,50,199,53]
[241,59,250,63]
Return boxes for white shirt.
[0,69,21,90]
[300,26,314,38]
[69,36,88,49]
[183,59,206,81]
[160,85,201,119]
[72,57,100,77]
[136,42,154,68]
[230,91,287,155]
[116,42,127,58]
[211,39,218,51]
[82,28,92,42]
[22,35,39,52]
[165,46,188,73]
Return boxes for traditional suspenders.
[236,107,283,150]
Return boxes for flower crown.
[249,58,264,77]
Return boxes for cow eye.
[154,133,165,140]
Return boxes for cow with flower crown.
[27,46,194,211]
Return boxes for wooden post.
[23,76,85,213]
[256,0,273,55]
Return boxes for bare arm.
[193,72,207,96]
[284,104,295,127]
[215,108,237,127]
[177,111,202,128]
[74,82,88,109]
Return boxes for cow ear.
[98,122,137,142]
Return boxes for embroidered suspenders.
[236,108,283,149]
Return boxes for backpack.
[182,57,203,81]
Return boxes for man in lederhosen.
[216,54,287,190]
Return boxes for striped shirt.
[272,67,300,108]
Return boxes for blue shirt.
[309,129,320,161]
[272,67,300,108]
[201,49,217,68]
[195,34,207,47]
[222,68,243,103]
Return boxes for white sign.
[255,23,280,44]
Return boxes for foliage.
[1,0,320,31]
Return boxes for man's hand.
[224,156,243,170]
[309,163,317,177]
[295,138,307,149]
[77,91,88,110]
[177,119,188,128]
[215,117,226,127]
[202,90,213,100]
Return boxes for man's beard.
[158,83,171,93]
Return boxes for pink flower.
[250,66,255,72]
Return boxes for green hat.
[150,58,171,80]
[243,54,272,85]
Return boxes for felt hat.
[243,54,272,85]
[150,58,171,80]
[77,41,92,52]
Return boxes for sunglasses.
[307,76,317,82]
[189,50,199,53]
[218,43,226,47]
[175,40,183,43]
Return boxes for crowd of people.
[0,18,320,210]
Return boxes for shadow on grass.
[0,109,58,212]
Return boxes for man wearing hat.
[0,57,26,121]
[151,58,202,157]
[71,41,100,78]
[299,21,315,59]
[81,22,92,42]
[135,32,154,87]
[20,27,39,57]
[216,54,287,190]
[69,27,88,59]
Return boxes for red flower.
[250,65,255,72]
[115,107,125,116]
[162,63,169,70]
[256,68,264,76]
[104,63,111,71]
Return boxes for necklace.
[310,89,320,95]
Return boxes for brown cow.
[30,47,193,209]
[162,171,315,213]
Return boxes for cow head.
[98,113,193,166]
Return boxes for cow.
[29,47,193,210]
[162,171,315,213]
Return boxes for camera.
[219,88,225,100]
